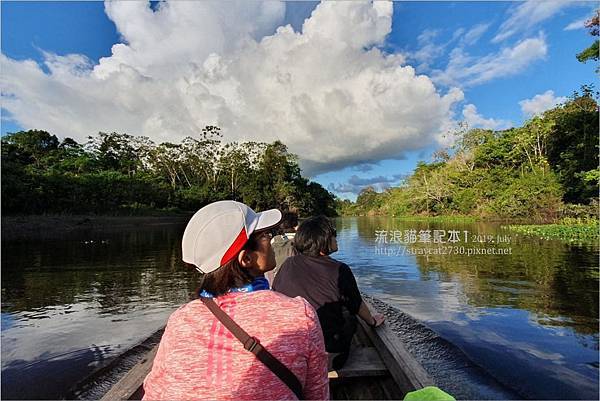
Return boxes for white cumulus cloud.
[462,104,512,130]
[1,0,464,176]
[519,90,566,117]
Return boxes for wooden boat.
[100,301,433,400]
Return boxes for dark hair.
[197,232,262,297]
[294,215,337,257]
[276,211,299,234]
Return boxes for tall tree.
[2,130,59,169]
[544,91,599,203]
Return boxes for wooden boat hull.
[101,301,433,400]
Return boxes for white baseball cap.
[182,200,282,273]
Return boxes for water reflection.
[1,217,598,400]
[343,217,599,337]
[1,224,198,400]
[335,217,599,400]
[2,228,195,313]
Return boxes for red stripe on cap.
[220,227,248,267]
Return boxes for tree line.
[1,126,337,216]
[339,89,599,220]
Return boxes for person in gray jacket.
[265,211,298,285]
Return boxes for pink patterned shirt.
[143,290,329,400]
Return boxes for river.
[1,216,598,399]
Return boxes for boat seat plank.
[328,347,388,379]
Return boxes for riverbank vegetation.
[506,218,599,242]
[1,126,337,216]
[337,89,599,226]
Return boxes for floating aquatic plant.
[504,220,599,242]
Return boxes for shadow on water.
[1,345,113,400]
[66,329,165,400]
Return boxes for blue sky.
[1,1,597,200]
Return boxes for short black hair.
[294,215,337,257]
[278,211,299,234]
[196,231,262,297]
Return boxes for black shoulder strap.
[200,297,304,400]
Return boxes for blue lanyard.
[198,276,271,298]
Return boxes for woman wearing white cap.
[142,201,329,400]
